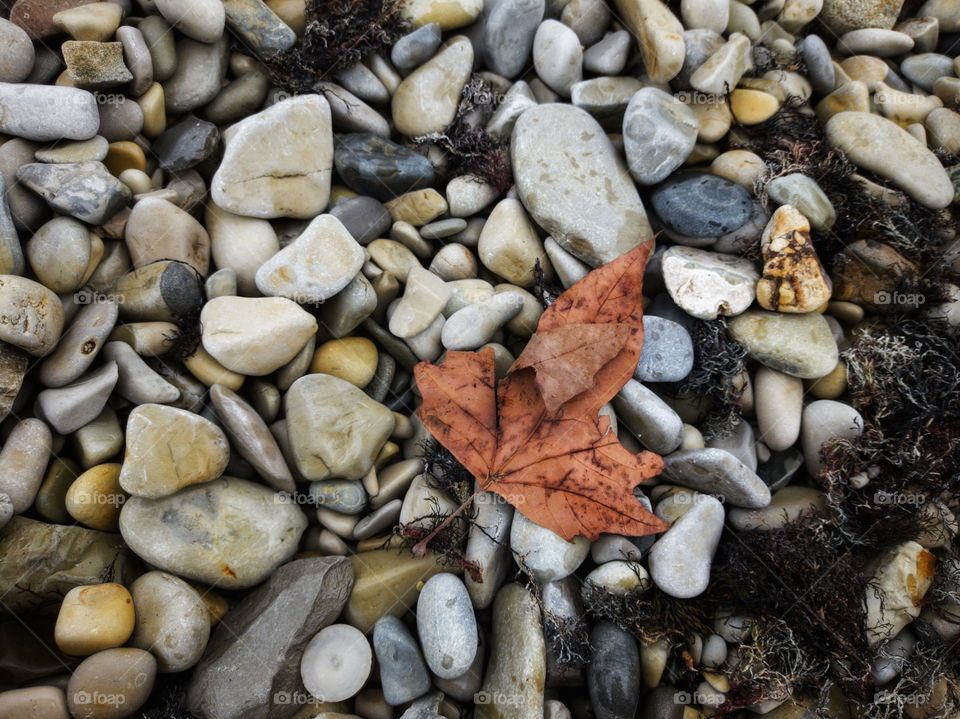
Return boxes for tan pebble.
[827,300,864,324]
[805,360,847,399]
[329,185,358,205]
[54,583,135,656]
[183,345,245,390]
[35,458,81,524]
[384,188,448,226]
[53,2,123,41]
[266,0,306,35]
[104,141,146,176]
[375,441,400,469]
[66,648,156,718]
[65,463,126,531]
[815,80,870,124]
[730,88,780,125]
[0,686,69,719]
[711,149,766,188]
[839,56,888,90]
[310,337,379,388]
[135,83,166,138]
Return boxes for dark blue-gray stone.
[800,34,835,96]
[649,171,753,238]
[588,622,640,719]
[152,115,220,172]
[373,615,432,706]
[222,0,297,58]
[16,161,130,225]
[329,195,391,245]
[334,134,435,201]
[640,686,685,719]
[635,316,694,383]
[308,479,367,514]
[391,23,442,72]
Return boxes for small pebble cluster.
[0,0,959,718]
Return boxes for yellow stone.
[815,80,870,124]
[385,188,448,226]
[65,463,127,531]
[839,55,888,91]
[55,583,135,656]
[105,141,146,176]
[266,0,306,35]
[183,345,245,390]
[344,549,453,632]
[806,360,847,399]
[375,441,400,469]
[710,149,766,188]
[730,89,781,125]
[401,0,483,29]
[136,83,166,138]
[53,2,123,41]
[310,337,379,387]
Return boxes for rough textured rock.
[188,557,352,719]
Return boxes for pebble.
[754,366,803,452]
[623,88,699,186]
[584,560,651,595]
[64,463,126,531]
[385,188,448,226]
[651,171,753,238]
[800,399,864,474]
[825,111,954,209]
[664,447,771,507]
[152,115,220,172]
[838,28,914,55]
[330,196,391,245]
[17,161,131,225]
[728,486,828,530]
[393,36,474,138]
[256,214,364,303]
[485,0,544,78]
[373,615,432,705]
[589,622,641,719]
[613,0,685,83]
[55,582,134,656]
[661,246,759,320]
[402,0,482,29]
[0,84,98,141]
[0,418,52,514]
[0,687,68,718]
[35,361,118,435]
[728,310,839,379]
[301,624,372,702]
[475,584,545,719]
[120,476,306,588]
[478,198,549,287]
[691,33,754,95]
[441,292,524,350]
[510,511,590,582]
[635,316,694,383]
[0,19,34,82]
[649,494,725,598]
[391,23,442,72]
[335,134,435,201]
[285,373,395,481]
[155,0,225,43]
[66,648,156,719]
[766,173,837,231]
[756,205,832,313]
[865,542,935,646]
[417,573,479,679]
[223,0,296,57]
[213,95,333,218]
[200,296,318,376]
[533,19,583,97]
[613,379,685,454]
[583,30,631,74]
[512,104,651,267]
[129,571,210,672]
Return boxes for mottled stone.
[623,88,698,185]
[334,134,435,201]
[17,161,130,225]
[728,310,839,379]
[756,205,832,313]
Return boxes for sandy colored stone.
[392,36,473,137]
[54,582,135,656]
[0,275,64,356]
[384,188,448,226]
[310,337,379,388]
[401,0,482,28]
[730,88,781,125]
[612,0,685,83]
[65,463,126,531]
[756,205,832,313]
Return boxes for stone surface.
[485,0,544,78]
[285,373,395,481]
[589,622,641,719]
[801,399,864,475]
[152,115,220,172]
[819,0,904,34]
[54,582,134,656]
[0,418,52,514]
[201,296,318,376]
[417,573,478,679]
[533,19,583,97]
[635,316,694,383]
[766,173,837,231]
[155,0,225,42]
[612,0,685,83]
[392,36,474,138]
[35,362,118,435]
[865,542,935,646]
[374,615,432,705]
[512,104,652,267]
[301,623,372,702]
[728,310,839,379]
[649,494,724,598]
[187,557,352,719]
[650,171,753,238]
[119,477,307,589]
[756,205,832,313]
[826,111,954,209]
[212,95,334,219]
[661,246,759,320]
[0,83,98,141]
[613,379,685,454]
[754,366,803,452]
[510,511,590,582]
[335,134,434,201]
[163,36,229,114]
[129,571,210,672]
[0,19,34,82]
[17,161,131,225]
[126,197,210,275]
[623,88,699,186]
[223,0,296,57]
[66,648,156,719]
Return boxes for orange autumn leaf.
[414,243,663,541]
[415,348,666,541]
[511,242,652,412]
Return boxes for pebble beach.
[0,0,959,718]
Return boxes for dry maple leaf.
[412,241,665,543]
[511,242,652,412]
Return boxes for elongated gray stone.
[662,448,771,508]
[0,83,99,141]
[35,361,118,434]
[17,161,130,224]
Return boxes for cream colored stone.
[53,2,124,41]
[402,0,483,29]
[384,188,448,226]
[392,36,474,137]
[612,0,685,83]
[478,199,549,288]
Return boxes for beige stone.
[710,149,765,188]
[55,582,135,656]
[478,198,549,288]
[384,188,448,226]
[0,275,65,356]
[401,0,482,28]
[66,648,156,718]
[865,541,935,646]
[756,205,831,313]
[612,0,685,83]
[53,2,123,41]
[730,88,781,125]
[65,463,127,531]
[310,338,379,388]
[183,346,246,390]
[392,36,473,137]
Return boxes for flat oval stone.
[825,111,954,210]
[26,216,95,293]
[392,36,474,138]
[0,83,98,141]
[119,476,307,589]
[35,361,118,434]
[373,614,432,705]
[588,622,640,719]
[635,316,694,383]
[0,19,34,83]
[0,418,51,514]
[391,23,442,72]
[301,623,372,702]
[510,511,589,582]
[662,448,772,508]
[66,648,156,719]
[129,571,210,672]
[648,494,724,598]
[334,134,435,202]
[417,573,478,679]
[650,171,753,238]
[661,246,759,321]
[754,366,803,452]
[623,87,699,186]
[512,104,652,267]
[766,173,836,230]
[613,379,685,454]
[728,310,839,379]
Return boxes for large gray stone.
[17,161,130,224]
[187,556,353,719]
